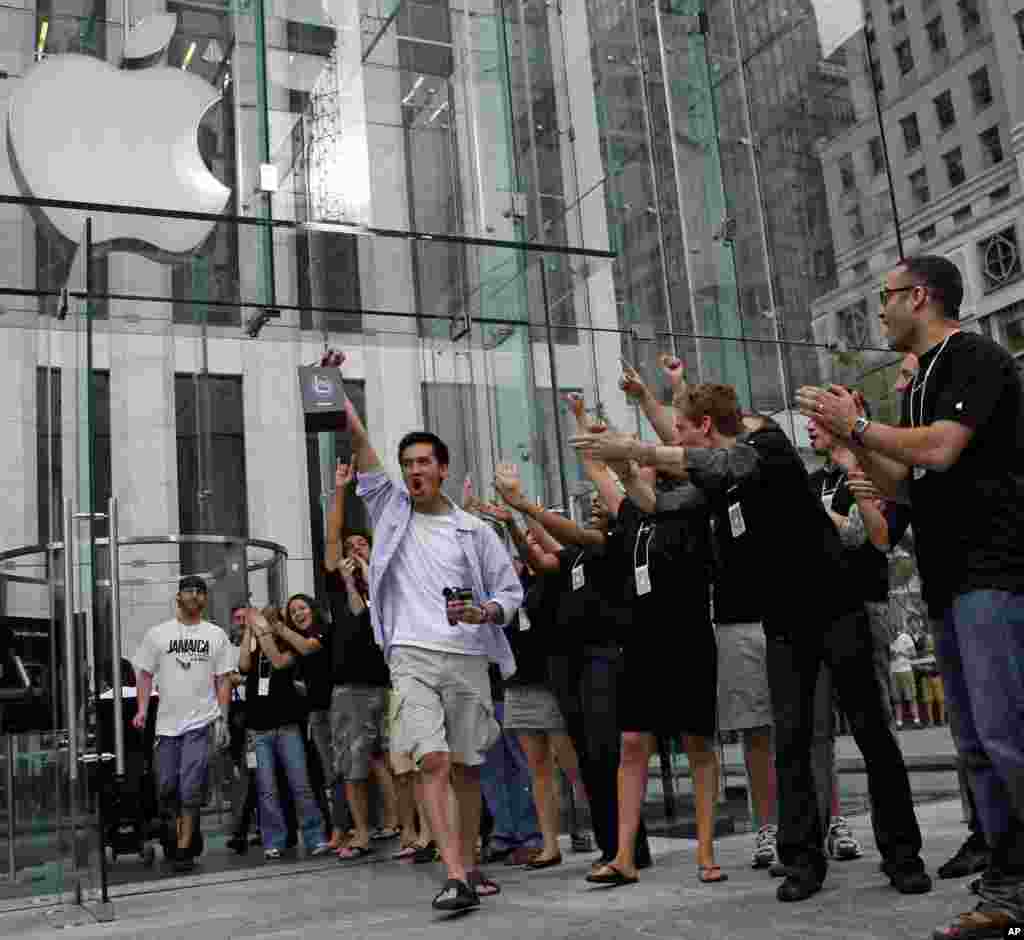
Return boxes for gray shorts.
[156,724,212,815]
[388,646,499,768]
[330,685,388,782]
[503,684,565,733]
[716,622,773,732]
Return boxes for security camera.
[243,308,280,338]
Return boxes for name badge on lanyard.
[257,656,271,697]
[634,523,654,597]
[913,466,928,481]
[519,607,532,632]
[727,486,746,538]
[571,553,585,592]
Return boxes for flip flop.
[372,826,401,841]
[525,854,563,870]
[697,864,729,884]
[337,844,373,861]
[586,863,639,887]
[392,843,419,860]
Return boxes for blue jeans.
[937,590,1024,870]
[479,702,542,851]
[252,724,326,851]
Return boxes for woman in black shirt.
[493,468,652,877]
[238,607,332,860]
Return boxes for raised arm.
[618,354,685,445]
[325,459,354,572]
[566,394,624,516]
[245,609,296,670]
[494,462,604,547]
[323,350,383,474]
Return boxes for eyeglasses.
[879,284,922,306]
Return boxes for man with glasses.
[798,254,1024,938]
[133,575,233,871]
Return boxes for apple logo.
[6,15,230,256]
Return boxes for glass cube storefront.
[1,0,1020,913]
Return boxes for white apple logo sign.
[7,33,230,255]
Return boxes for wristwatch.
[850,416,871,446]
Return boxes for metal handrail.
[0,534,288,587]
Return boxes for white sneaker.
[751,824,778,869]
[264,848,284,861]
[826,817,863,861]
[310,843,333,857]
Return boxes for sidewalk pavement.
[0,798,986,940]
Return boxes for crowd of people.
[130,254,1022,939]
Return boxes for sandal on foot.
[413,841,440,864]
[698,864,729,884]
[467,869,501,897]
[526,854,562,870]
[372,826,401,841]
[586,863,638,887]
[337,844,373,860]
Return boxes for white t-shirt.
[890,632,917,675]
[133,618,232,737]
[388,510,488,657]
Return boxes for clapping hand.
[320,348,346,369]
[846,469,884,507]
[462,476,481,513]
[477,501,514,525]
[339,557,358,582]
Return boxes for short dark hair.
[398,431,450,467]
[897,254,964,320]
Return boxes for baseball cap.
[178,575,208,593]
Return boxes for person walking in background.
[132,576,233,872]
[890,627,922,729]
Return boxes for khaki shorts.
[716,622,773,732]
[891,670,917,704]
[386,692,416,776]
[388,646,499,768]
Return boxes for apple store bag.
[297,365,348,433]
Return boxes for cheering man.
[797,255,1024,938]
[331,352,523,912]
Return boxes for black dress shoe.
[882,859,933,894]
[226,835,249,855]
[776,868,823,902]
[937,833,990,879]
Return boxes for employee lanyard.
[633,523,655,571]
[176,625,191,670]
[909,331,957,429]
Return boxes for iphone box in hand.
[298,366,348,432]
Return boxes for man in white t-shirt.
[132,575,232,871]
[328,350,522,912]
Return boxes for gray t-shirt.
[389,510,489,658]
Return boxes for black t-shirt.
[614,495,713,641]
[900,331,1024,612]
[325,569,390,687]
[244,649,307,732]
[296,625,333,711]
[553,532,632,650]
[505,570,557,686]
[808,464,911,604]
[686,423,861,633]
